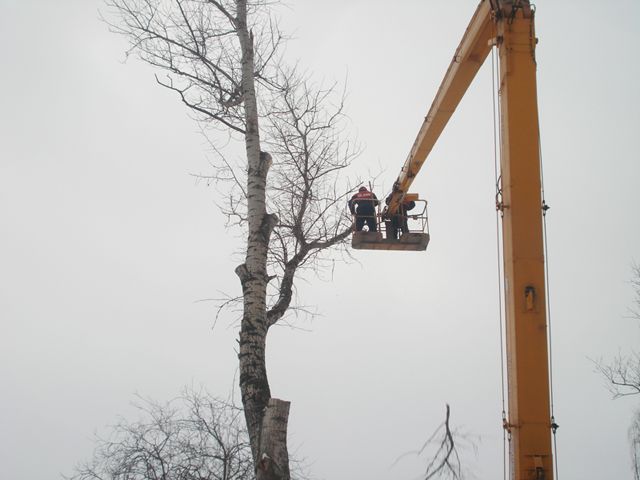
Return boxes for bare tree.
[596,263,640,478]
[393,405,469,480]
[104,1,358,478]
[421,405,463,480]
[596,351,640,399]
[596,264,640,397]
[67,390,253,480]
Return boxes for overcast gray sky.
[2,1,639,479]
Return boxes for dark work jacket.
[349,190,379,215]
[385,195,415,218]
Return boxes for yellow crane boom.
[386,0,493,215]
[388,1,555,478]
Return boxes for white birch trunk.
[234,1,290,478]
[256,399,291,480]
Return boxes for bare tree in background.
[67,390,253,480]
[421,405,463,480]
[104,1,357,479]
[597,350,640,399]
[393,405,468,480]
[596,263,640,479]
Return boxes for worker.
[385,194,416,240]
[349,186,379,232]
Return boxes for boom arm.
[390,2,555,479]
[386,0,493,214]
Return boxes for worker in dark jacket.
[385,194,416,240]
[349,186,380,232]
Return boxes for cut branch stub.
[261,213,279,243]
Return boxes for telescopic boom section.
[386,0,493,215]
[389,1,555,479]
[496,4,554,480]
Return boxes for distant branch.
[394,405,465,480]
[595,352,640,399]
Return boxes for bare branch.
[393,405,469,480]
[595,352,640,399]
[595,265,640,399]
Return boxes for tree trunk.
[235,1,289,478]
[256,399,291,480]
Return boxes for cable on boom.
[490,41,509,480]
[539,118,561,480]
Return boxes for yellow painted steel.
[498,7,553,480]
[388,1,554,478]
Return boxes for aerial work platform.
[350,197,430,251]
[352,231,430,251]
